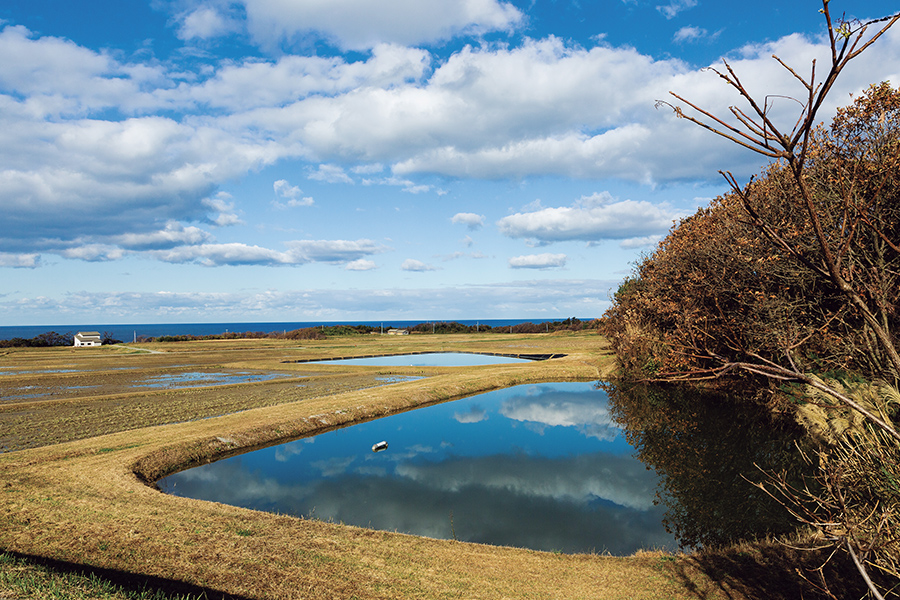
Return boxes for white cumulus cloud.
[273,179,314,207]
[451,212,485,230]
[239,0,525,50]
[308,164,354,184]
[287,239,389,263]
[674,26,707,43]
[656,0,698,19]
[345,259,377,271]
[2,17,899,272]
[0,252,40,268]
[114,222,212,250]
[508,253,567,269]
[147,238,388,267]
[401,258,437,272]
[176,6,241,40]
[498,193,680,243]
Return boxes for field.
[0,332,844,599]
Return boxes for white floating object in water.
[372,441,388,452]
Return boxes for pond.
[158,382,677,555]
[302,352,532,366]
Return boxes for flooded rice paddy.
[0,369,296,402]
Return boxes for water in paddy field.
[159,382,677,555]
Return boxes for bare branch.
[661,95,785,158]
[772,55,814,92]
[847,540,888,600]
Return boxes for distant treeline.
[0,331,75,348]
[1,319,598,347]
[0,331,123,348]
[150,318,599,342]
[409,317,598,335]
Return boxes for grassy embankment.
[0,332,840,599]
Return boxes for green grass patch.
[0,552,206,600]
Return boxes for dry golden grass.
[0,332,812,599]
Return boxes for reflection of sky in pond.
[307,352,530,366]
[159,382,676,555]
[135,371,289,389]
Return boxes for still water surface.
[158,382,676,554]
[304,352,530,366]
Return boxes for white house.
[73,331,102,347]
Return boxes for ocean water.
[0,319,589,342]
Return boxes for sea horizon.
[0,318,595,342]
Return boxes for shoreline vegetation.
[0,332,860,599]
[602,48,900,597]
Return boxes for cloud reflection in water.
[500,385,620,441]
[159,382,676,554]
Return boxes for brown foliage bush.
[603,82,900,384]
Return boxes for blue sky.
[1,0,898,325]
